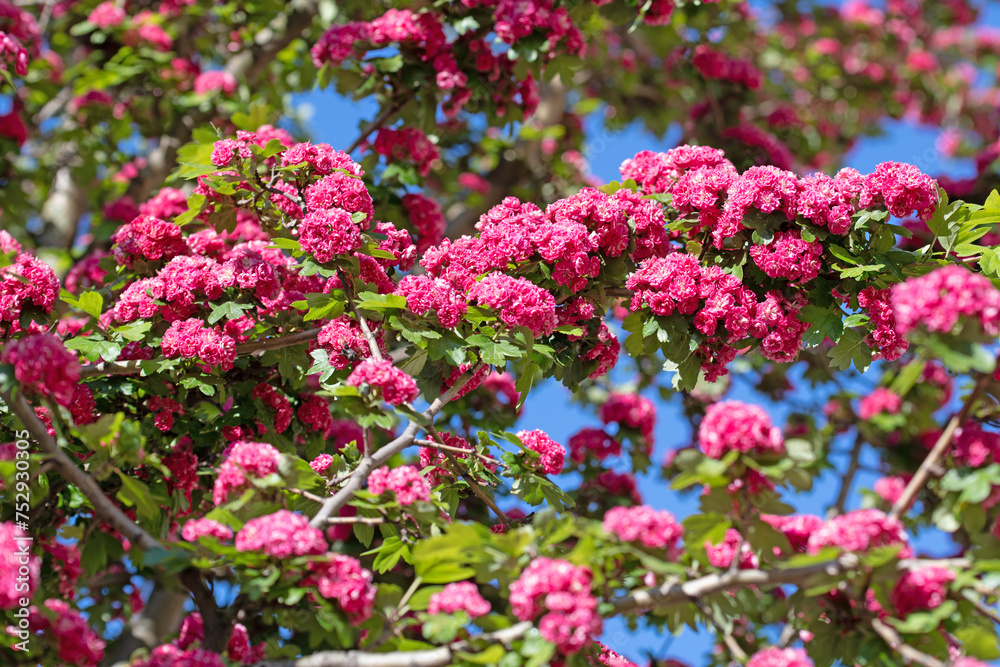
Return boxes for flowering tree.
[4,1,1000,667]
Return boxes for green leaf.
[890,359,926,398]
[116,472,161,523]
[799,305,844,347]
[828,328,872,372]
[77,291,104,319]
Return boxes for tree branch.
[308,362,487,528]
[344,95,413,155]
[0,388,161,552]
[870,618,945,667]
[830,431,865,517]
[890,369,993,520]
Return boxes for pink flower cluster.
[403,193,447,254]
[873,476,909,505]
[88,2,126,29]
[761,514,824,552]
[427,581,491,618]
[858,387,902,420]
[1,252,59,331]
[698,400,785,459]
[0,522,38,608]
[509,557,602,654]
[807,509,912,557]
[367,465,431,505]
[112,215,189,267]
[602,505,684,551]
[346,359,419,405]
[373,127,440,177]
[298,393,333,434]
[252,382,292,434]
[1,333,80,407]
[307,554,377,623]
[132,646,223,667]
[299,208,362,263]
[746,647,814,667]
[517,429,565,475]
[857,286,908,361]
[396,275,468,328]
[212,441,281,505]
[568,427,620,464]
[235,510,326,558]
[600,392,656,441]
[149,396,184,431]
[950,423,1000,468]
[161,318,237,370]
[303,171,374,227]
[748,230,823,283]
[468,273,557,337]
[691,45,762,88]
[29,599,105,666]
[891,265,1000,338]
[181,518,233,542]
[317,316,371,370]
[193,70,237,96]
[620,146,730,195]
[891,566,955,617]
[705,529,759,569]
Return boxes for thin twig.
[326,516,384,525]
[344,95,413,155]
[693,597,748,662]
[414,438,504,467]
[871,618,945,667]
[830,431,865,517]
[891,369,994,520]
[440,448,510,527]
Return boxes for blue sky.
[295,22,994,664]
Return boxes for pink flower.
[749,230,822,283]
[299,208,363,262]
[427,581,491,618]
[546,187,629,258]
[402,193,446,253]
[761,514,824,552]
[160,319,237,371]
[304,172,373,228]
[181,519,233,542]
[891,566,955,616]
[251,383,292,433]
[0,522,39,608]
[347,359,419,405]
[396,275,468,328]
[600,392,656,441]
[698,400,784,459]
[307,554,376,623]
[310,454,334,476]
[298,393,333,434]
[891,265,1000,338]
[112,215,189,267]
[0,253,59,328]
[603,505,683,551]
[193,70,237,95]
[212,441,281,505]
[317,316,372,370]
[367,465,431,505]
[746,647,814,667]
[620,146,730,195]
[807,509,912,557]
[467,273,557,337]
[705,529,759,569]
[29,600,105,666]
[235,510,327,558]
[517,429,565,475]
[863,161,939,221]
[509,558,601,654]
[87,2,126,29]
[373,127,440,177]
[858,286,908,361]
[858,388,902,420]
[568,427,620,464]
[1,334,80,407]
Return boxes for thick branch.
[0,389,161,552]
[871,618,945,667]
[890,370,993,520]
[308,362,486,528]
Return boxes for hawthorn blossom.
[602,505,684,551]
[427,581,491,618]
[1,333,80,407]
[517,429,565,475]
[235,510,326,558]
[509,557,601,654]
[367,465,431,505]
[346,359,419,405]
[698,400,784,459]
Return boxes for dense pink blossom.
[220,245,281,300]
[317,316,371,370]
[112,215,188,267]
[402,193,446,253]
[0,522,38,608]
[310,454,334,476]
[69,383,97,425]
[373,127,440,177]
[509,557,601,654]
[139,188,189,220]
[149,395,185,432]
[193,70,237,95]
[761,514,824,552]
[698,400,785,459]
[64,250,108,294]
[132,645,223,667]
[212,441,281,505]
[299,208,363,262]
[517,429,565,475]
[29,599,105,666]
[858,286,908,361]
[715,166,800,247]
[1,252,59,327]
[891,265,1000,338]
[746,647,814,667]
[427,581,491,618]
[546,187,629,257]
[235,510,326,558]
[161,319,236,371]
[591,643,642,667]
[1,333,80,407]
[396,275,468,328]
[798,172,856,234]
[347,359,419,405]
[298,393,333,434]
[749,230,822,283]
[600,392,656,440]
[311,22,369,67]
[705,529,759,569]
[858,387,902,420]
[367,465,431,505]
[568,427,620,464]
[532,219,601,292]
[692,45,762,88]
[0,230,19,254]
[807,509,912,557]
[304,172,374,227]
[182,519,233,542]
[873,476,909,505]
[620,146,730,195]
[251,383,292,433]
[307,554,376,623]
[863,162,939,221]
[951,423,1000,468]
[603,505,683,551]
[891,566,955,616]
[283,142,363,176]
[467,272,557,337]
